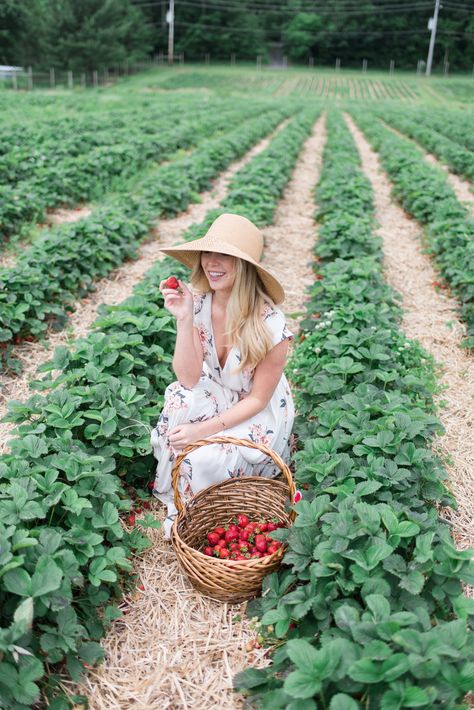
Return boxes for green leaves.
[284,639,344,698]
[4,557,63,598]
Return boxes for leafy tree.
[45,0,154,71]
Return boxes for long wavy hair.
[190,256,274,374]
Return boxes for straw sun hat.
[160,213,285,304]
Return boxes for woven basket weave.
[171,436,296,603]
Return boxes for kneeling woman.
[151,213,295,538]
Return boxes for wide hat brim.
[160,235,285,304]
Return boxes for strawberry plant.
[234,110,474,708]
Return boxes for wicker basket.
[171,435,296,603]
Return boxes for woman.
[151,213,295,538]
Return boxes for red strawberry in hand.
[165,276,179,289]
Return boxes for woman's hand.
[160,279,194,322]
[168,422,206,450]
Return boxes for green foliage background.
[1,0,473,72]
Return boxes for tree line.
[1,0,473,72]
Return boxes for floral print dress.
[151,290,295,538]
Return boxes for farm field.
[0,65,473,710]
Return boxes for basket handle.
[171,435,296,515]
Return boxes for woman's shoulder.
[261,301,285,323]
[261,301,293,344]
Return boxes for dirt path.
[0,121,288,450]
[70,115,327,710]
[345,113,474,554]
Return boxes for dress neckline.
[209,293,232,371]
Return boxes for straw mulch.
[0,121,287,451]
[346,113,474,574]
[68,115,327,709]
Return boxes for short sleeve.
[263,304,294,347]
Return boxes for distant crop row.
[236,110,474,709]
[379,107,474,182]
[0,108,320,708]
[0,100,277,240]
[351,111,474,349]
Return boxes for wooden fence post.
[27,66,33,90]
[67,70,73,89]
[389,59,395,75]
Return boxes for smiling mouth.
[208,271,226,281]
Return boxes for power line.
[132,0,438,10]
[172,17,474,35]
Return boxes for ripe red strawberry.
[251,552,262,558]
[147,481,155,490]
[207,532,220,546]
[165,276,179,289]
[126,514,136,526]
[135,507,142,514]
[258,522,268,532]
[215,526,226,538]
[138,584,145,591]
[239,530,251,542]
[267,521,278,532]
[237,514,249,528]
[218,548,230,559]
[230,542,240,552]
[225,528,239,543]
[267,544,280,555]
[217,539,227,548]
[143,501,151,509]
[255,535,267,553]
[203,546,214,556]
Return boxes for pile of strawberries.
[201,514,286,560]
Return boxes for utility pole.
[167,0,175,65]
[426,0,441,76]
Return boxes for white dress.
[151,291,295,538]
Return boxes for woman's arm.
[168,339,289,448]
[160,279,203,388]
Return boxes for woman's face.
[201,251,236,294]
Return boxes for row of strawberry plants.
[0,95,203,156]
[0,100,273,240]
[0,97,212,185]
[0,106,320,709]
[350,111,474,350]
[0,106,292,371]
[378,107,474,182]
[235,110,474,709]
[392,107,474,154]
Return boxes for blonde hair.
[190,256,274,374]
